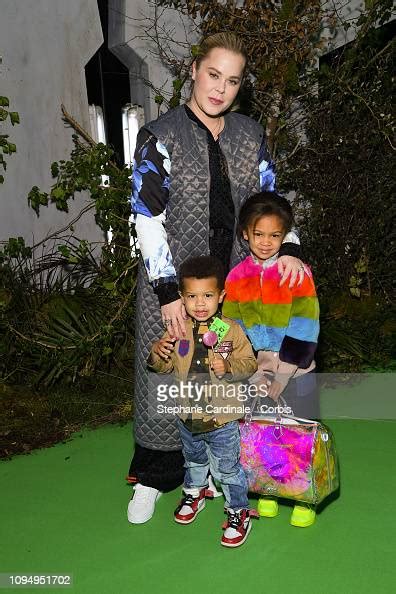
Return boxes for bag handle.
[243,395,285,440]
[244,394,318,427]
[244,394,286,425]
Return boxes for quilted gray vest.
[133,105,263,450]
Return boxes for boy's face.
[180,276,225,322]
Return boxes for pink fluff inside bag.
[239,418,339,504]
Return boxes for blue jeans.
[177,419,249,510]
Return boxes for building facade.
[0,0,103,245]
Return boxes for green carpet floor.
[1,419,395,594]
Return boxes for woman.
[127,32,304,524]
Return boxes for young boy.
[148,256,257,547]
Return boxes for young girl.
[222,191,320,527]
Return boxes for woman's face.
[190,47,245,119]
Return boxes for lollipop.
[203,330,218,348]
[203,330,219,371]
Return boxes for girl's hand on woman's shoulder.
[277,256,306,288]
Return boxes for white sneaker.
[127,484,162,524]
[208,474,223,498]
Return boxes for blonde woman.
[127,32,304,524]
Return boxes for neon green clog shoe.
[257,497,279,518]
[290,504,316,527]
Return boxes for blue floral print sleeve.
[258,138,276,192]
[131,129,177,288]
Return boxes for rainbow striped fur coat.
[222,255,319,382]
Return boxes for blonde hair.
[194,32,248,70]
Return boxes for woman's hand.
[161,299,188,339]
[277,255,306,288]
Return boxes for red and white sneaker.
[221,508,255,548]
[174,487,212,524]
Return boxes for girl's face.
[243,215,286,263]
[190,47,245,120]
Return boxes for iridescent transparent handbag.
[239,400,339,505]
